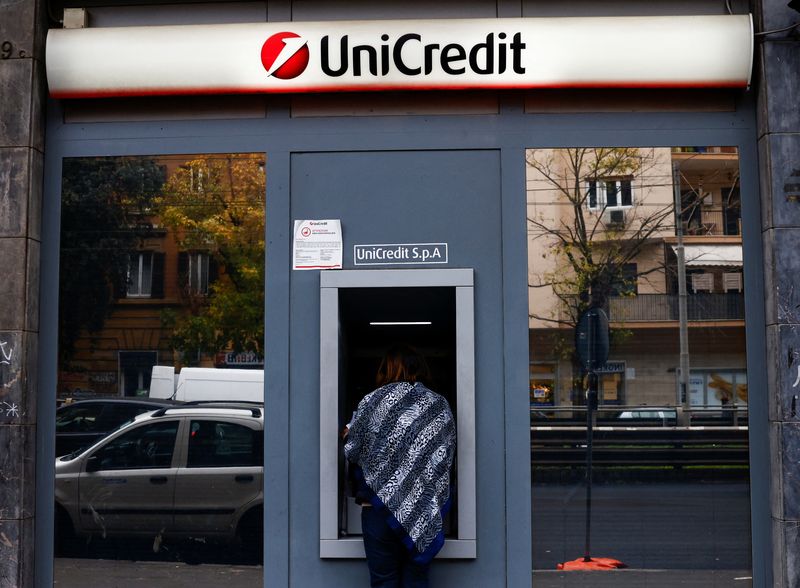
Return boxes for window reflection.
[55,154,265,584]
[528,147,751,584]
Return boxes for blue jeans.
[361,506,430,588]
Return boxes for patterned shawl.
[344,381,456,563]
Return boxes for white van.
[149,366,263,402]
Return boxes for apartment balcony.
[608,292,744,323]
[682,208,741,237]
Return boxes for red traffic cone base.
[557,557,627,571]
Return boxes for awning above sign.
[672,244,743,267]
[46,15,753,98]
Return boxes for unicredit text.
[320,32,526,77]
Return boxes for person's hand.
[341,425,349,440]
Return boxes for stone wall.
[756,0,800,586]
[0,0,45,585]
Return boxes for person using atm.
[344,345,456,588]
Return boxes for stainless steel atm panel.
[319,269,476,558]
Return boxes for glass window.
[528,146,750,584]
[56,153,266,581]
[188,252,210,295]
[586,177,634,211]
[530,364,556,407]
[90,420,179,471]
[187,420,262,468]
[127,252,153,297]
[119,351,157,397]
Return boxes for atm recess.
[320,269,476,559]
[338,286,457,417]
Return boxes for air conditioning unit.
[606,209,626,226]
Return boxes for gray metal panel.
[499,145,532,587]
[455,285,477,541]
[321,268,473,289]
[318,269,476,558]
[295,150,499,584]
[319,286,340,542]
[739,136,772,587]
[34,144,61,588]
[320,538,476,558]
[64,96,268,124]
[264,149,292,586]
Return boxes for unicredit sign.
[46,16,753,98]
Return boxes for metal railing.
[531,427,749,467]
[530,405,748,427]
[682,208,740,236]
[530,405,749,467]
[607,293,744,322]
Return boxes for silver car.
[54,404,263,557]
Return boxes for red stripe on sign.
[49,79,748,99]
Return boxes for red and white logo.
[261,32,309,80]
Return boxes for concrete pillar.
[0,0,45,585]
[756,1,800,586]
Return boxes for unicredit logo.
[262,31,525,81]
[261,32,310,79]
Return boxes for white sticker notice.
[293,219,343,270]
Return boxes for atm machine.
[319,269,477,559]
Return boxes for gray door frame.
[38,91,767,587]
[319,268,477,559]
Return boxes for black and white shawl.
[344,381,456,563]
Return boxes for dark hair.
[375,345,431,387]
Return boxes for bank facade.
[1,0,798,586]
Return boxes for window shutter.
[621,181,632,206]
[606,181,618,207]
[177,252,188,292]
[114,252,131,298]
[208,255,219,288]
[588,181,597,208]
[151,252,165,299]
